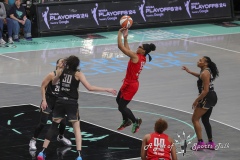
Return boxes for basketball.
[120,15,133,29]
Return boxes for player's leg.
[37,101,65,160]
[67,100,82,160]
[57,117,72,146]
[29,101,50,151]
[191,106,208,151]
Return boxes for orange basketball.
[120,15,133,29]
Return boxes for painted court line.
[179,38,240,54]
[1,29,240,54]
[0,54,20,61]
[184,28,212,35]
[1,82,240,132]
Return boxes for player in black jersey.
[29,59,72,153]
[37,55,117,160]
[182,56,219,151]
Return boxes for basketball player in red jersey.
[117,28,156,133]
[141,119,177,160]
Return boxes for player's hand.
[56,68,63,77]
[123,29,128,38]
[106,88,117,95]
[41,100,48,110]
[182,66,190,73]
[192,100,198,109]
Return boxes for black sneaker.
[131,118,142,133]
[117,119,132,131]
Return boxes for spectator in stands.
[9,0,32,41]
[3,0,11,12]
[0,2,14,44]
[8,0,13,6]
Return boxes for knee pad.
[45,121,59,140]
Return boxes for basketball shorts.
[119,81,139,101]
[53,97,80,122]
[41,96,57,114]
[198,91,218,109]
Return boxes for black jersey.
[45,71,60,98]
[58,69,80,100]
[197,68,214,93]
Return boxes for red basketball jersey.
[146,132,172,160]
[125,54,146,81]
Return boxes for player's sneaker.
[29,139,37,151]
[29,150,36,159]
[205,141,216,150]
[76,156,82,160]
[37,152,46,160]
[131,118,142,133]
[57,135,72,146]
[117,119,132,131]
[191,141,205,151]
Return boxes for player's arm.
[52,68,63,85]
[76,71,117,95]
[182,66,200,77]
[118,28,138,62]
[141,134,149,160]
[169,137,177,160]
[40,72,54,109]
[123,29,130,50]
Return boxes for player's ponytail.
[204,56,219,81]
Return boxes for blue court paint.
[50,51,198,76]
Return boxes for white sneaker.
[8,37,14,44]
[29,139,37,151]
[0,38,6,45]
[57,135,72,146]
[29,150,36,158]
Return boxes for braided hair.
[204,56,219,81]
